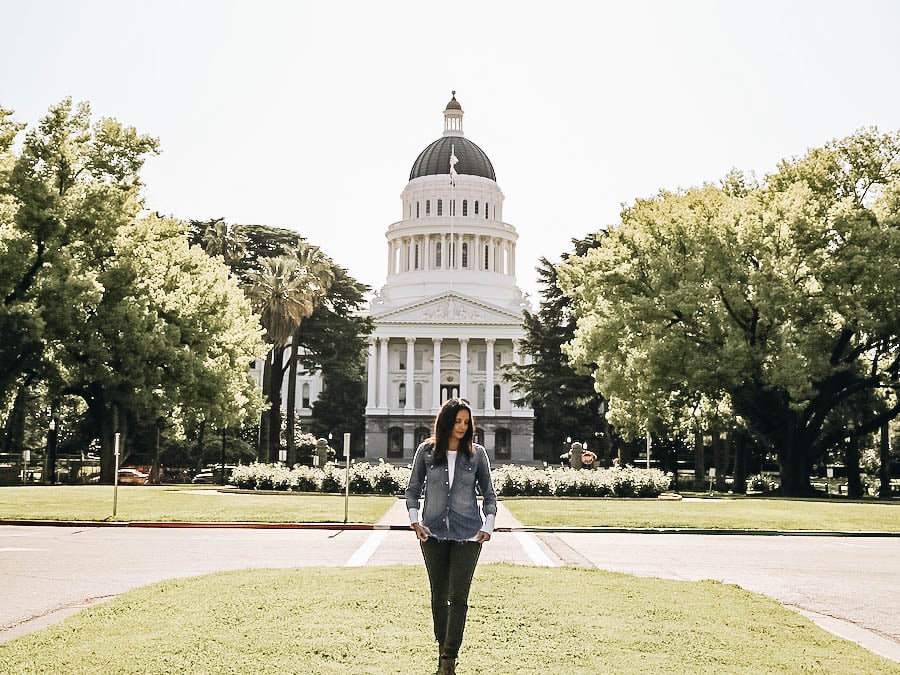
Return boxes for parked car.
[191,470,217,484]
[191,465,235,485]
[117,468,150,485]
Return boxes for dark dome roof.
[409,136,496,182]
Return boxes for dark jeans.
[420,538,483,660]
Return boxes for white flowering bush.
[228,461,412,495]
[230,461,670,497]
[495,465,671,498]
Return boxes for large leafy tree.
[57,215,268,479]
[0,101,269,479]
[560,128,900,496]
[506,235,608,462]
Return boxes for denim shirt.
[405,442,498,541]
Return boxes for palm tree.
[285,245,334,465]
[199,219,248,267]
[246,248,331,462]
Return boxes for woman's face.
[452,409,471,442]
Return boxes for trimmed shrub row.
[230,461,672,498]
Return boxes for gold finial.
[451,90,456,97]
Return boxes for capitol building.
[363,93,534,462]
[274,94,536,462]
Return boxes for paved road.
[1,506,898,662]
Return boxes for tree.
[0,100,267,480]
[506,235,609,462]
[297,266,372,456]
[560,128,900,496]
[245,249,329,461]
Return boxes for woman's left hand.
[474,530,491,543]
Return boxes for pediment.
[373,292,523,326]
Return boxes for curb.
[1,519,898,537]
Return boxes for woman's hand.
[473,530,491,543]
[411,523,430,542]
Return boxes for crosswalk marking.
[344,530,388,567]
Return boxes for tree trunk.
[879,422,892,499]
[152,420,161,485]
[732,429,747,495]
[693,430,705,491]
[286,335,299,466]
[778,444,814,496]
[845,435,863,499]
[713,431,727,492]
[196,420,206,470]
[3,386,27,455]
[258,351,272,463]
[266,344,286,462]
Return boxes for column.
[405,338,415,412]
[424,234,430,270]
[512,339,520,366]
[432,338,442,411]
[459,338,468,401]
[441,233,447,270]
[510,243,516,276]
[387,241,393,275]
[366,339,377,409]
[378,336,389,409]
[408,237,414,271]
[485,338,495,411]
[489,239,496,272]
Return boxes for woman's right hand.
[411,523,430,542]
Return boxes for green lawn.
[0,485,395,524]
[503,496,900,532]
[1,565,894,674]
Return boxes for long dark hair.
[429,398,475,463]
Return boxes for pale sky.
[4,0,900,302]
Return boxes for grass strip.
[0,486,395,524]
[503,496,900,532]
[1,565,895,674]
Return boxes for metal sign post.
[113,432,121,516]
[708,466,716,495]
[343,433,351,524]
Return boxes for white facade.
[365,94,534,463]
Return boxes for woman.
[406,398,497,675]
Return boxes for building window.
[414,244,420,270]
[399,383,407,407]
[415,426,430,448]
[388,427,404,458]
[437,199,443,216]
[302,383,310,409]
[484,202,489,219]
[435,242,442,268]
[495,350,503,368]
[414,383,423,408]
[450,199,455,216]
[477,383,485,409]
[449,242,455,267]
[495,428,511,460]
[475,427,485,446]
[462,199,468,216]
[414,349,424,370]
[398,348,406,370]
[474,201,479,215]
[461,242,468,268]
[493,384,502,410]
[484,245,489,270]
[416,202,420,218]
[426,200,431,215]
[477,350,486,371]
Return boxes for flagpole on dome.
[449,142,456,291]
